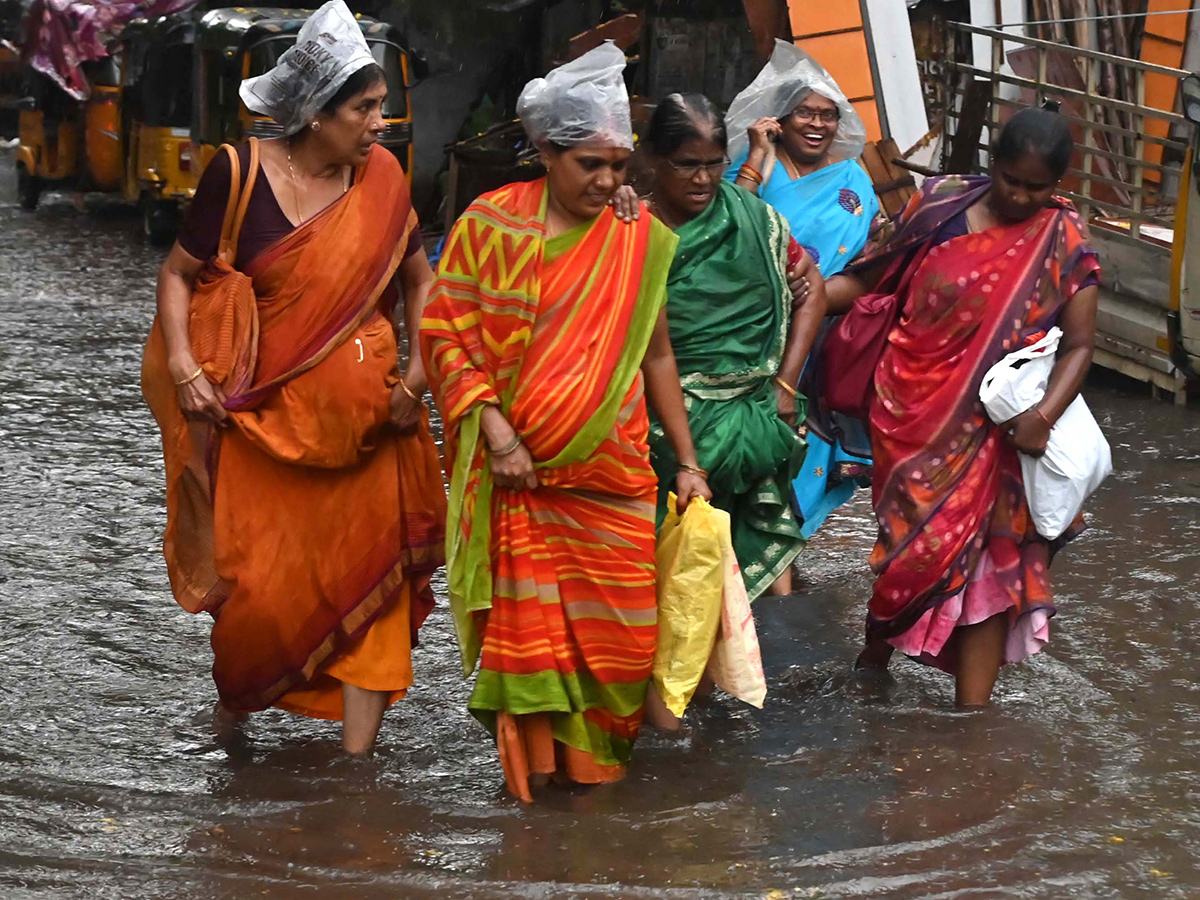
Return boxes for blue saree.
[727,154,878,536]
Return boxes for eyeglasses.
[665,157,731,179]
[790,106,840,125]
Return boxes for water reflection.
[2,177,1199,899]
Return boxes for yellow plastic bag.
[652,494,729,718]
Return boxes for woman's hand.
[747,116,782,158]
[173,361,228,426]
[491,442,538,492]
[787,250,825,313]
[609,184,642,223]
[388,383,423,433]
[1006,408,1052,457]
[675,470,712,515]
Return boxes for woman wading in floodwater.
[422,43,710,802]
[826,104,1100,706]
[143,0,445,754]
[638,93,825,600]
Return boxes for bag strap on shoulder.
[216,137,261,264]
[214,143,240,262]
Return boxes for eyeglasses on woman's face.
[790,106,840,126]
[665,157,731,180]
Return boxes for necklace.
[285,141,348,224]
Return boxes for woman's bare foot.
[642,683,682,733]
[212,701,247,743]
[342,684,389,756]
[854,637,894,672]
[766,566,793,596]
[954,612,1007,708]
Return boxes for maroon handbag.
[821,245,930,420]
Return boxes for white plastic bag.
[239,0,376,136]
[979,327,1113,539]
[725,39,868,166]
[705,526,767,709]
[516,41,633,150]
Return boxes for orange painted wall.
[1140,0,1192,170]
[787,0,883,142]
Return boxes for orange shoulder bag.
[188,137,260,398]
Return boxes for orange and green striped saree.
[421,178,678,799]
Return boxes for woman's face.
[312,78,388,166]
[542,143,630,221]
[990,152,1060,222]
[653,135,727,222]
[780,91,840,164]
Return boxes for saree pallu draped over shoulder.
[853,176,1100,666]
[421,178,678,801]
[142,145,446,718]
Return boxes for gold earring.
[311,121,321,132]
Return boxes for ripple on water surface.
[2,180,1199,900]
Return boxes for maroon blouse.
[178,143,423,271]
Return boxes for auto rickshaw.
[0,40,21,135]
[14,55,125,210]
[192,7,414,180]
[119,14,198,244]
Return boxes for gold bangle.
[739,172,763,187]
[398,377,420,402]
[489,434,523,457]
[1033,407,1054,429]
[174,366,205,387]
[679,463,708,478]
[773,375,798,398]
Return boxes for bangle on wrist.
[398,377,420,402]
[174,365,205,387]
[489,433,523,457]
[738,163,763,186]
[773,374,798,398]
[1033,407,1054,429]
[679,463,708,479]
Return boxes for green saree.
[650,181,806,601]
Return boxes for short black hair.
[994,100,1073,179]
[646,93,727,157]
[321,63,386,115]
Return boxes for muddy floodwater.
[2,172,1199,900]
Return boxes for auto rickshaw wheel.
[17,165,42,211]
[142,196,179,247]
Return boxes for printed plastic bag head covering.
[726,39,868,164]
[516,41,633,150]
[238,0,376,137]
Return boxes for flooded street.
[2,169,1199,900]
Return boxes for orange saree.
[142,145,446,719]
[422,179,678,800]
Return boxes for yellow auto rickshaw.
[14,55,124,210]
[119,14,199,243]
[13,6,415,243]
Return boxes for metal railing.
[941,22,1195,242]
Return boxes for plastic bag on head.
[726,39,868,164]
[517,41,633,150]
[239,0,376,137]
